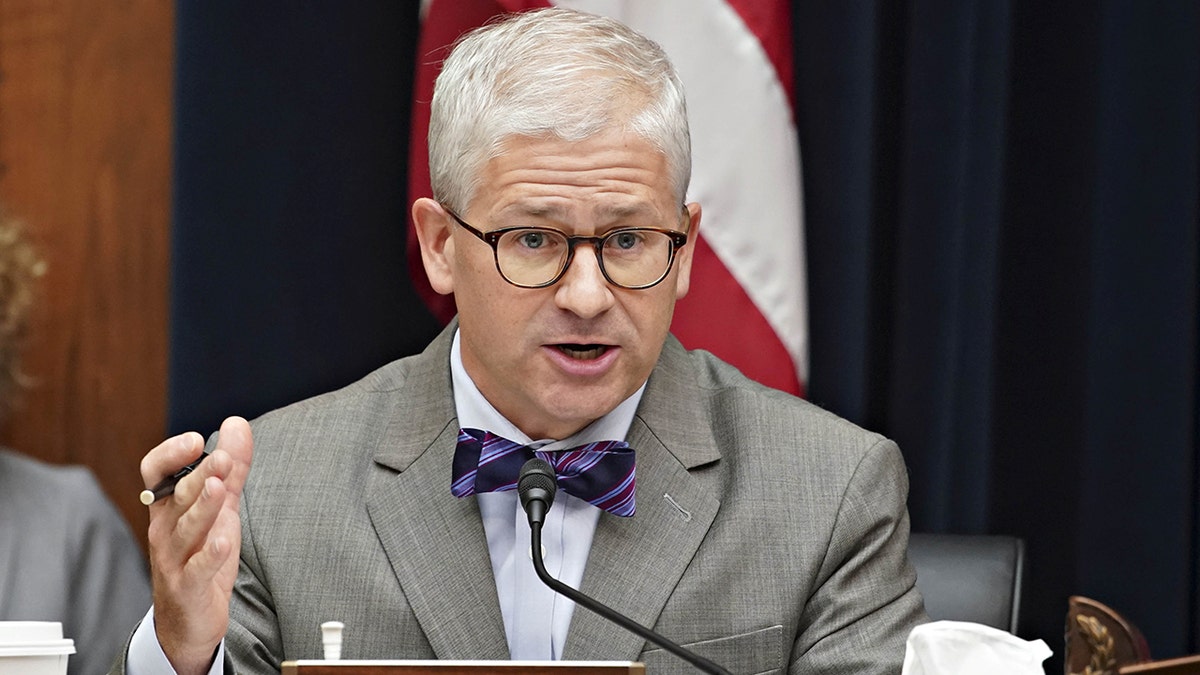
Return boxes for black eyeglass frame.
[443,207,690,290]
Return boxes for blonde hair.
[429,8,692,212]
[0,206,45,420]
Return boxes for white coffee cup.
[0,621,75,675]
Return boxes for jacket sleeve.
[789,438,929,674]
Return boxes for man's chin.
[528,393,625,438]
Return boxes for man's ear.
[674,202,702,298]
[412,197,456,295]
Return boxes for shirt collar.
[450,329,645,451]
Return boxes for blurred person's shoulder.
[0,448,111,523]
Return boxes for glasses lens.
[495,229,570,286]
[601,229,675,288]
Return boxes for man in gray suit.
[123,8,926,674]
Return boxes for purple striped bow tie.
[451,428,636,517]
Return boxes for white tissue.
[902,621,1052,675]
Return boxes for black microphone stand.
[529,521,733,675]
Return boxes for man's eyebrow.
[528,205,567,219]
[600,204,648,217]
[592,203,658,221]
[497,203,565,220]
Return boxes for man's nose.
[554,246,615,318]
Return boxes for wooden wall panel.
[0,0,175,551]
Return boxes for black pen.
[139,450,211,505]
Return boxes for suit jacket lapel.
[563,337,721,660]
[365,323,510,659]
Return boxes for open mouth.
[555,344,609,360]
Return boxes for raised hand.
[141,416,253,675]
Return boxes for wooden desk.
[1119,654,1200,674]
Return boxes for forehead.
[470,130,677,221]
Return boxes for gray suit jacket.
[135,325,927,674]
[0,449,152,675]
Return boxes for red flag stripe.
[673,236,803,395]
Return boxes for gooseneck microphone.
[517,458,732,675]
[517,457,557,526]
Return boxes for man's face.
[415,128,699,440]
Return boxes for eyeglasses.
[444,207,690,289]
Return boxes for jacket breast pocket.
[638,624,784,675]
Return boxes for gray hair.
[428,8,691,212]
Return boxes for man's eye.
[518,231,547,249]
[611,232,642,250]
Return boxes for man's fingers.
[147,448,230,522]
[187,531,236,581]
[141,416,253,510]
[145,416,251,572]
[214,416,254,495]
[161,475,227,567]
[216,416,252,458]
[140,431,206,488]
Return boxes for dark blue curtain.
[171,1,1200,669]
[169,1,438,433]
[795,1,1199,669]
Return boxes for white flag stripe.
[556,0,808,381]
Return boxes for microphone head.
[518,457,557,515]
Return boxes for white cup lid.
[0,622,63,644]
[0,641,75,656]
[0,622,75,656]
